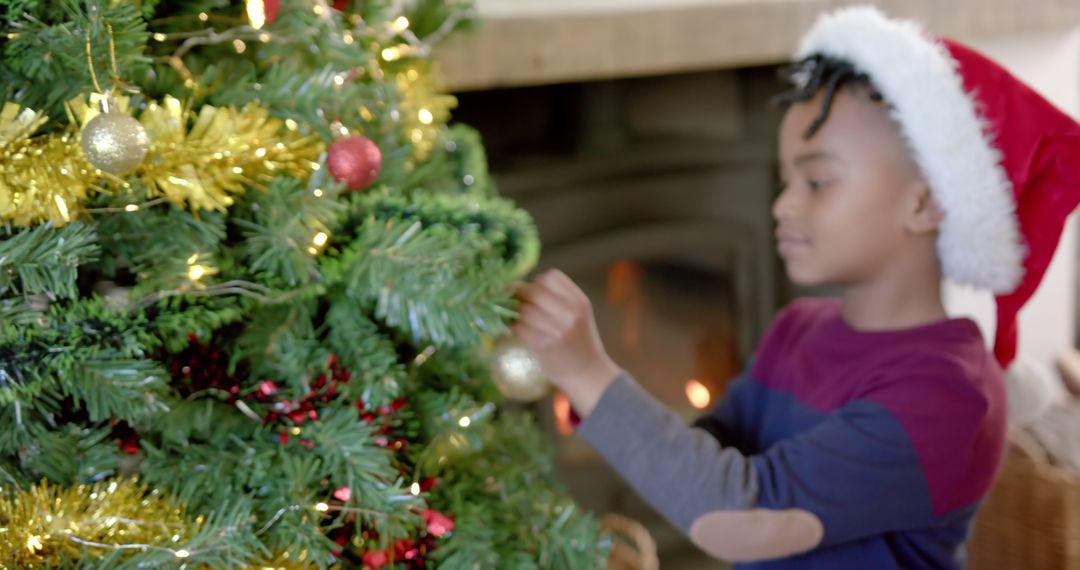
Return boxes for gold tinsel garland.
[69,95,325,212]
[0,103,99,227]
[0,478,200,567]
[0,95,325,227]
[392,60,457,166]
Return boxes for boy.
[511,6,1080,568]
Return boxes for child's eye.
[808,179,829,191]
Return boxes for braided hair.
[776,54,886,139]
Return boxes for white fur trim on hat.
[795,6,1024,294]
[1004,357,1057,426]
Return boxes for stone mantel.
[436,0,1080,92]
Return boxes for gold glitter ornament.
[0,478,198,567]
[79,101,150,174]
[489,335,551,402]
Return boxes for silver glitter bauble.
[79,112,149,174]
[490,336,550,403]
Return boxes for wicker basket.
[601,513,659,570]
[968,427,1080,570]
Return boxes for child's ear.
[905,180,944,235]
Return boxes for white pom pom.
[1004,357,1057,426]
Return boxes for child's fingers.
[510,316,556,349]
[515,303,563,338]
[532,270,585,311]
[545,269,591,307]
[516,282,574,326]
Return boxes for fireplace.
[454,66,787,567]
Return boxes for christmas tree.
[0,0,607,567]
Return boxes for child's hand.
[511,269,622,417]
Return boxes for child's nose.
[772,187,797,222]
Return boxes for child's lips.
[776,231,811,255]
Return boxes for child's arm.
[514,270,994,562]
[513,271,824,560]
[577,371,825,561]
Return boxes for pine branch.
[103,498,265,569]
[139,430,273,514]
[402,124,495,197]
[321,188,540,348]
[0,221,99,299]
[430,412,608,568]
[350,189,540,281]
[408,0,479,47]
[149,296,249,353]
[61,357,170,423]
[231,299,322,382]
[0,297,159,403]
[322,291,406,406]
[155,398,259,448]
[321,191,533,347]
[3,0,151,120]
[18,423,115,484]
[91,201,226,296]
[303,405,422,529]
[259,498,340,567]
[232,174,344,287]
[0,296,49,326]
[411,343,499,403]
[214,63,399,143]
[328,217,508,346]
[411,389,496,475]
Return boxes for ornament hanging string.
[84,20,134,101]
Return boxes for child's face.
[774,86,933,288]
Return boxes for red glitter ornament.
[327,135,382,190]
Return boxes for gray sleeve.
[576,372,759,533]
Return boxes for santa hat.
[795,6,1080,378]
